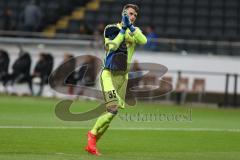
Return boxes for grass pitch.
[0,95,240,160]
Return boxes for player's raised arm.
[104,25,125,51]
[132,27,147,45]
[122,6,147,45]
[104,9,133,51]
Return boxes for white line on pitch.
[0,126,240,132]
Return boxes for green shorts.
[100,69,128,108]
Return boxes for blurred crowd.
[2,0,159,52]
[3,0,43,32]
[0,49,97,96]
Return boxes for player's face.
[126,8,137,24]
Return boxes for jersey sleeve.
[132,27,147,45]
[104,25,125,51]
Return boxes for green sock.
[91,112,115,135]
[97,124,110,140]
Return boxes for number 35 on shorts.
[108,90,116,99]
[106,90,117,102]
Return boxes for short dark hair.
[123,4,139,14]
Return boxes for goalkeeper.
[85,4,147,156]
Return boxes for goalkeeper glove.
[122,10,136,32]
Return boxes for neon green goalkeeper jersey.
[103,23,147,71]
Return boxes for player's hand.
[122,9,135,32]
[122,10,131,29]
